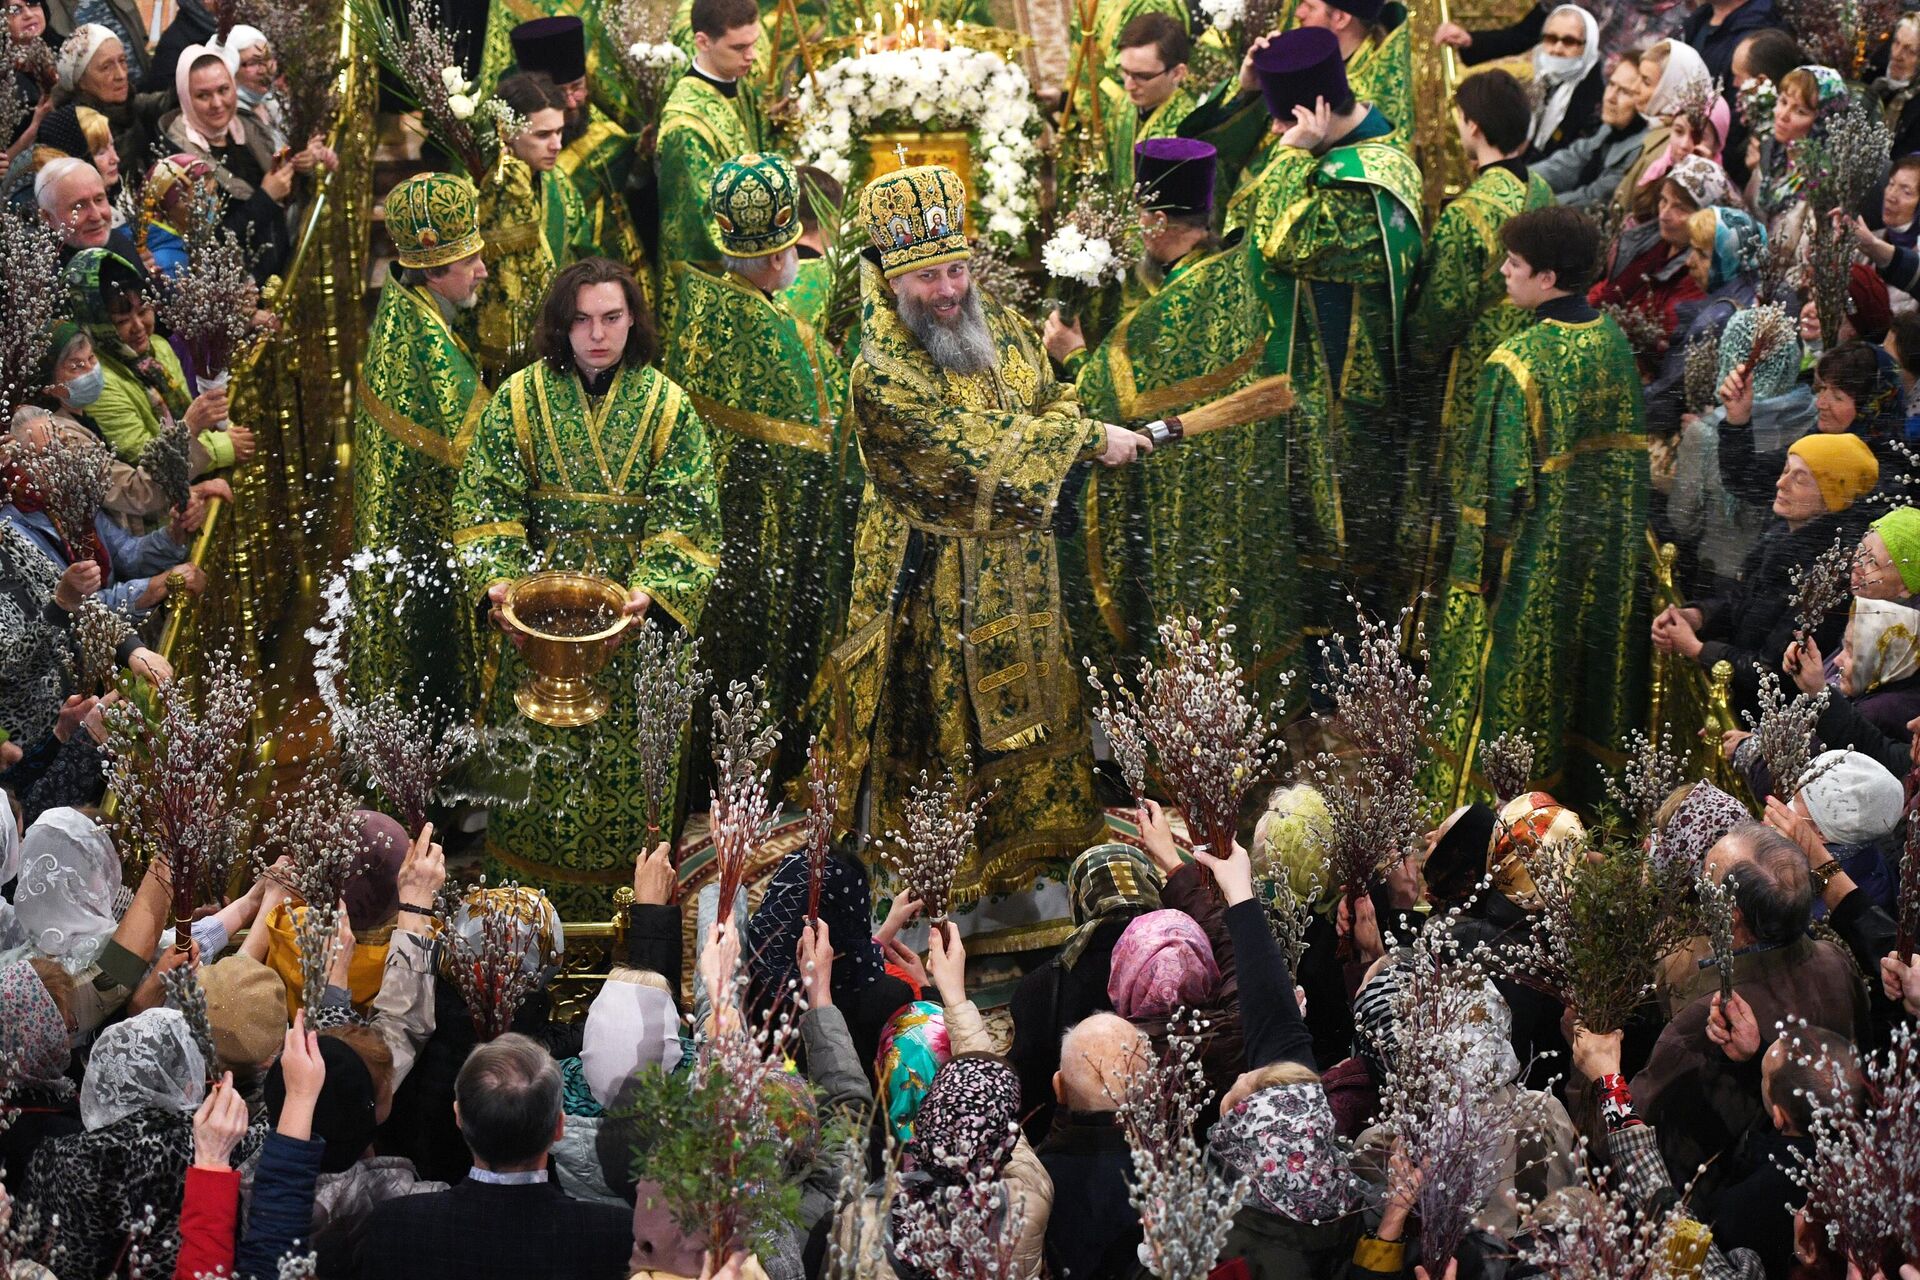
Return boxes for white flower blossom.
[447,93,476,120]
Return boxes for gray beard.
[898,286,998,375]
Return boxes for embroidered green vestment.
[656,73,766,270]
[1425,312,1650,808]
[349,279,490,721]
[662,262,857,781]
[451,361,722,915]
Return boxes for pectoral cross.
[893,142,911,167]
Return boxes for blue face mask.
[63,364,105,407]
[237,84,265,109]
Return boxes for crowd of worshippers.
[1,765,1917,1280]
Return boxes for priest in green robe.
[662,152,856,782]
[1097,14,1200,192]
[1181,0,1414,210]
[476,0,644,124]
[465,73,590,384]
[657,0,768,272]
[1426,206,1648,808]
[452,257,723,916]
[1064,0,1189,147]
[1243,30,1423,620]
[349,174,492,722]
[1402,69,1552,600]
[812,164,1154,951]
[1047,140,1300,707]
[509,18,649,285]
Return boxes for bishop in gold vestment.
[813,165,1153,951]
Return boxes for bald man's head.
[1056,1013,1151,1112]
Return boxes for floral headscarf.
[55,24,118,96]
[1059,842,1162,968]
[1651,781,1750,874]
[1209,1084,1367,1225]
[877,1000,951,1142]
[13,808,121,974]
[0,959,72,1085]
[1108,909,1219,1020]
[1664,154,1732,211]
[902,1055,1022,1182]
[1846,597,1920,693]
[746,847,888,1004]
[145,153,216,229]
[1352,964,1522,1088]
[61,248,189,417]
[1696,206,1767,291]
[1716,305,1801,400]
[79,1008,206,1130]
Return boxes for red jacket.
[173,1166,240,1280]
[1590,237,1704,377]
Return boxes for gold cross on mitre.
[892,142,911,167]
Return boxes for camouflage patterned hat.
[709,151,805,259]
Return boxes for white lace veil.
[79,1008,207,1131]
[14,808,122,974]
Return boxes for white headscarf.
[1846,597,1920,692]
[13,808,121,974]
[1531,5,1601,150]
[1646,39,1712,120]
[79,1008,206,1130]
[55,24,119,96]
[174,42,246,149]
[217,23,269,53]
[579,967,683,1107]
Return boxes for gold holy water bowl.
[500,571,631,728]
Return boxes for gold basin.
[500,571,631,728]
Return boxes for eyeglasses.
[1119,65,1171,84]
[1541,31,1586,49]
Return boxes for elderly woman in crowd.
[133,152,216,282]
[52,23,153,177]
[60,247,253,475]
[1434,3,1605,161]
[1718,338,1909,503]
[1593,156,1730,375]
[1647,205,1767,437]
[219,24,287,152]
[26,1008,254,1279]
[1655,432,1881,709]
[1664,295,1813,596]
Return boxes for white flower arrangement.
[626,39,687,71]
[441,65,470,95]
[1039,223,1122,288]
[1197,0,1245,30]
[792,46,1040,244]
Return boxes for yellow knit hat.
[1788,433,1879,512]
[859,164,970,280]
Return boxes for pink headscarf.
[1640,93,1733,191]
[174,43,244,150]
[1107,909,1219,1020]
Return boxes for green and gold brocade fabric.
[464,159,589,385]
[1424,314,1650,809]
[1247,136,1422,606]
[780,254,833,332]
[450,361,722,914]
[558,108,649,289]
[812,263,1107,924]
[1065,0,1191,138]
[477,0,644,123]
[1402,166,1552,582]
[349,279,490,721]
[656,73,767,270]
[1070,232,1301,707]
[662,262,858,781]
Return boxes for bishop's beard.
[897,285,998,375]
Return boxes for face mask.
[237,84,264,108]
[63,365,105,407]
[1535,51,1585,80]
